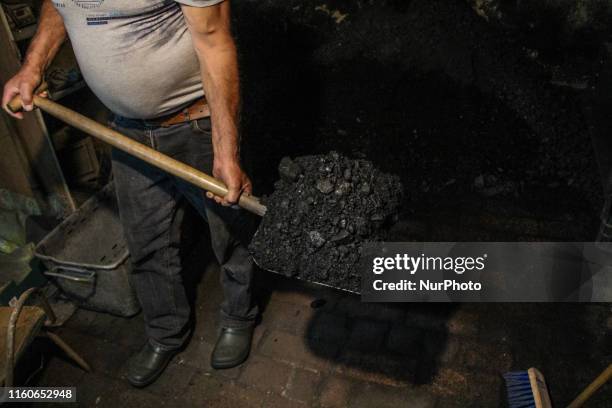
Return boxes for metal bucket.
[34,183,140,317]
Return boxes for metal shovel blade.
[250,228,360,295]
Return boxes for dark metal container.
[34,184,140,317]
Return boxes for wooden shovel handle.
[6,93,267,217]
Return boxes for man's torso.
[51,0,209,119]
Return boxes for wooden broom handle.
[567,364,612,408]
[5,93,267,217]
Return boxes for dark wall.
[233,0,606,221]
[469,0,612,53]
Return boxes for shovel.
[6,90,357,294]
[6,87,267,217]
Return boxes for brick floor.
[23,247,611,407]
[260,329,339,371]
[262,300,315,336]
[319,375,352,408]
[239,355,292,395]
[283,366,321,404]
[349,382,437,408]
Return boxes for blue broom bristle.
[503,371,536,408]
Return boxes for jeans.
[110,115,259,350]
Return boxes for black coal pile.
[249,152,402,292]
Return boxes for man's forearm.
[22,0,66,75]
[197,40,240,162]
[182,3,240,163]
[181,2,252,205]
[2,0,66,116]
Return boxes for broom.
[504,364,612,408]
[503,368,553,408]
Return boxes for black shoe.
[126,342,178,388]
[210,326,253,369]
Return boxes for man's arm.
[2,0,66,118]
[181,1,252,206]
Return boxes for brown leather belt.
[158,97,210,127]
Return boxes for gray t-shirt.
[52,0,224,119]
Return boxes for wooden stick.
[6,94,267,216]
[566,364,612,408]
[45,332,92,372]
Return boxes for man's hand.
[2,0,66,119]
[209,158,253,206]
[2,67,43,119]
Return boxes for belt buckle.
[182,108,191,122]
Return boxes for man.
[2,0,259,387]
